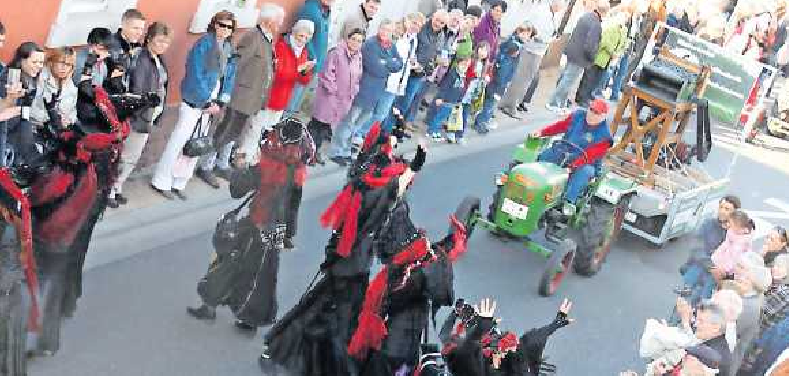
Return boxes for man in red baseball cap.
[530,98,613,212]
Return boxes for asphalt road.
[27,123,789,376]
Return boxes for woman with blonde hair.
[30,47,78,129]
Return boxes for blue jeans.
[329,105,373,158]
[394,76,426,123]
[681,263,717,305]
[548,62,585,108]
[538,146,598,203]
[474,92,497,130]
[610,55,630,100]
[593,65,616,97]
[359,92,398,137]
[427,102,455,134]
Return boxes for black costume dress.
[27,75,153,355]
[262,126,424,376]
[195,118,315,327]
[350,201,468,376]
[439,312,570,376]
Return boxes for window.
[188,0,260,33]
[46,0,139,47]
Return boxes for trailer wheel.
[574,197,631,276]
[452,196,481,239]
[538,239,576,297]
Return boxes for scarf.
[289,34,306,57]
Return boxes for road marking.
[745,197,789,240]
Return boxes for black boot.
[186,304,216,321]
[234,319,256,331]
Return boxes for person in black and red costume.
[346,203,470,374]
[186,117,315,330]
[25,57,157,357]
[529,98,612,214]
[431,298,574,376]
[259,122,427,375]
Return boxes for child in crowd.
[711,210,755,275]
[450,42,491,144]
[682,210,755,307]
[473,23,535,133]
[426,57,472,141]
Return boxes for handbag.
[446,105,464,132]
[182,114,213,157]
[211,192,256,255]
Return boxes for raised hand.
[474,298,497,319]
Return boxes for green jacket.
[454,32,474,60]
[593,24,627,68]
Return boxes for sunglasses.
[216,22,235,30]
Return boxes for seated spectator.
[73,28,113,87]
[116,22,171,206]
[307,28,364,166]
[152,11,236,192]
[30,47,78,129]
[327,19,402,166]
[237,19,315,166]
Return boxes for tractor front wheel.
[538,239,576,297]
[574,197,630,277]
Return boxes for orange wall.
[0,0,306,103]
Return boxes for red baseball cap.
[589,98,609,115]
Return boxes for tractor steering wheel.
[552,139,590,168]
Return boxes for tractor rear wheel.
[574,197,631,276]
[452,196,481,239]
[538,239,576,297]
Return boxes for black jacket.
[127,49,168,133]
[702,335,732,376]
[414,22,446,76]
[564,11,603,68]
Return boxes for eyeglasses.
[55,61,75,68]
[216,22,235,30]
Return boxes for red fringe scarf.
[347,214,469,359]
[0,169,40,331]
[250,140,307,228]
[319,162,407,257]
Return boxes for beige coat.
[229,26,275,116]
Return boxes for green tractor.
[456,135,636,296]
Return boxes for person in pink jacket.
[711,210,756,275]
[307,28,364,165]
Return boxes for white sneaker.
[457,138,467,145]
[446,133,456,143]
[545,103,559,112]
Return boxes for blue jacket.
[353,38,403,110]
[490,34,524,96]
[295,0,331,72]
[435,67,467,104]
[180,33,236,108]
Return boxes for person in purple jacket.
[307,28,365,165]
[473,0,507,60]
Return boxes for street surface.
[27,116,789,376]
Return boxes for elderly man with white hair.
[196,3,284,184]
[237,19,316,165]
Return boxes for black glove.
[553,311,571,328]
[410,145,426,172]
[143,92,162,107]
[43,97,63,130]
